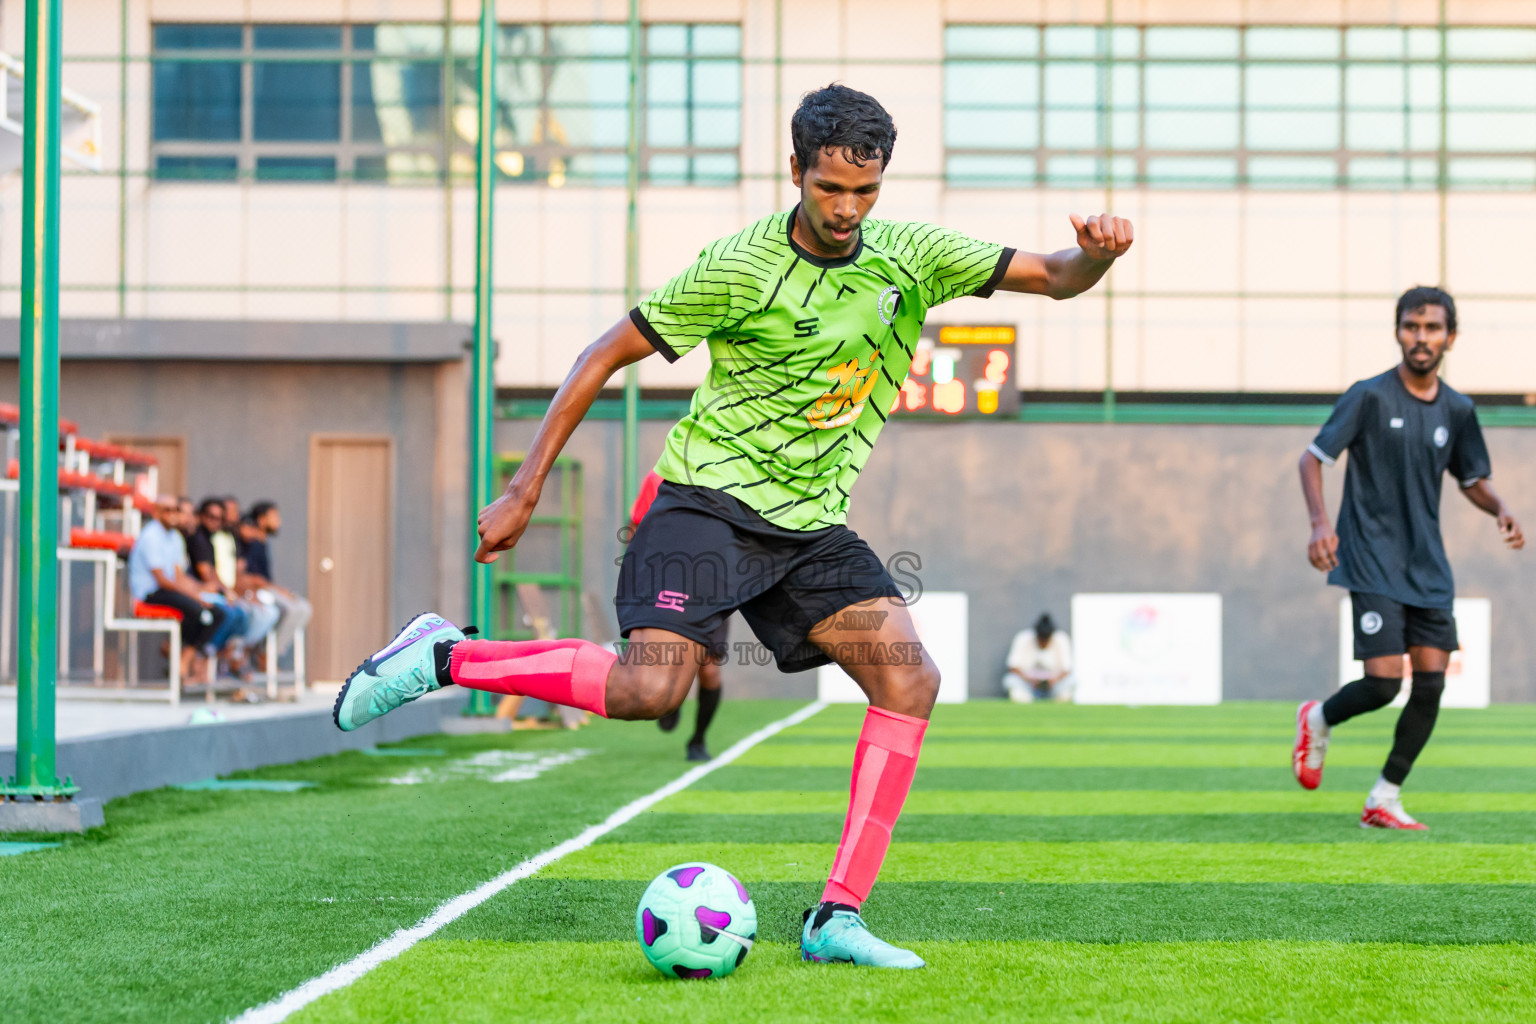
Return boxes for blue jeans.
[205,595,249,652]
[241,598,281,645]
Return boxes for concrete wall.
[0,357,470,645]
[501,415,1536,702]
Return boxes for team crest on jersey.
[1433,425,1449,448]
[807,347,881,430]
[877,285,901,325]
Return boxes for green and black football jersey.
[631,206,1012,531]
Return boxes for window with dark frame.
[944,24,1536,191]
[150,21,742,185]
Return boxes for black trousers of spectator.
[142,589,223,650]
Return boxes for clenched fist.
[1070,213,1134,261]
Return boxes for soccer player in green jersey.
[335,84,1132,969]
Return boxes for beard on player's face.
[1404,345,1444,373]
[1397,332,1450,375]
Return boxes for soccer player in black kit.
[1291,286,1523,829]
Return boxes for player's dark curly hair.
[791,84,897,171]
[1396,285,1457,333]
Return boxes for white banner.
[1337,596,1490,709]
[1071,593,1223,705]
[817,591,968,704]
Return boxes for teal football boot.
[333,613,465,731]
[800,903,925,969]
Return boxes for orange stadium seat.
[69,528,134,554]
[132,601,183,622]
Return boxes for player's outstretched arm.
[1461,479,1525,550]
[474,317,657,563]
[994,214,1134,300]
[1299,450,1339,571]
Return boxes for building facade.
[3,1,1534,694]
[7,0,1536,395]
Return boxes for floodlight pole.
[622,0,641,509]
[465,0,497,716]
[4,0,73,802]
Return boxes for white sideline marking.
[231,700,828,1024]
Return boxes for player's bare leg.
[448,625,702,722]
[602,629,708,720]
[800,596,937,969]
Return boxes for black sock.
[1322,674,1401,727]
[804,901,858,931]
[433,641,458,687]
[689,687,722,746]
[1383,671,1444,785]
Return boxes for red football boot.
[1361,797,1428,830]
[1292,700,1329,790]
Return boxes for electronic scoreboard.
[892,324,1018,418]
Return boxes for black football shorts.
[616,482,902,673]
[1350,590,1459,661]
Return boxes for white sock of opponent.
[1367,775,1401,807]
[1306,701,1330,735]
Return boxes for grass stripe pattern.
[296,701,1536,1022]
[6,700,1533,1022]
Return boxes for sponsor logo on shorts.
[1433,425,1449,448]
[1360,611,1384,636]
[655,590,689,612]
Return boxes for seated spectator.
[128,495,226,681]
[187,497,258,679]
[240,500,312,667]
[176,496,197,546]
[1002,612,1075,704]
[218,496,280,654]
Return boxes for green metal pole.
[622,0,642,509]
[441,0,454,322]
[6,0,72,801]
[1101,0,1116,423]
[116,0,128,318]
[774,0,784,206]
[465,0,496,715]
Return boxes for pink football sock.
[448,638,615,718]
[821,706,928,907]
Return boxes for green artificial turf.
[738,739,1536,767]
[2,700,1533,1024]
[657,788,1536,815]
[0,701,799,1024]
[549,839,1536,884]
[290,940,1536,1024]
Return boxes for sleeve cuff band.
[973,247,1015,299]
[629,307,680,363]
[1306,442,1337,467]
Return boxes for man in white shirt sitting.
[1002,613,1074,703]
[128,495,226,681]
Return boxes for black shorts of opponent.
[615,482,902,673]
[1350,590,1459,661]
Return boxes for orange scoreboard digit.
[893,324,1018,418]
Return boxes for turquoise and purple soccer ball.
[635,861,757,979]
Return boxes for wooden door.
[309,436,393,682]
